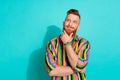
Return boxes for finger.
[70,33,73,37]
[63,30,67,35]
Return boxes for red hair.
[67,9,81,19]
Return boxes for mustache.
[66,26,75,29]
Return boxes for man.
[45,9,90,80]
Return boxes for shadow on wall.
[27,25,61,80]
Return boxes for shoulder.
[46,36,60,46]
[76,35,90,45]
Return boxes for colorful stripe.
[45,35,90,80]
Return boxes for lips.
[66,26,75,30]
[65,28,74,36]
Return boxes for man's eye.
[73,21,77,23]
[73,21,78,25]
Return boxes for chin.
[67,31,76,37]
[63,27,76,36]
[65,30,72,35]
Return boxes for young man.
[45,9,90,80]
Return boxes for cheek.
[74,26,79,30]
[64,22,69,26]
[63,22,67,28]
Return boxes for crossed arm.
[49,66,75,76]
[45,41,89,77]
[46,31,90,77]
[46,59,86,77]
[48,45,86,76]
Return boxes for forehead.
[66,14,80,21]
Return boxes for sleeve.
[45,41,58,73]
[74,40,90,73]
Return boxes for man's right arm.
[48,66,74,76]
[45,41,86,77]
[45,50,74,76]
[48,66,86,76]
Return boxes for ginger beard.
[63,24,78,37]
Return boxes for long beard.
[63,27,77,37]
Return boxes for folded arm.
[45,41,86,77]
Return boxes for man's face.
[63,14,80,36]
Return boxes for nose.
[68,21,73,26]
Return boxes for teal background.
[0,0,120,80]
